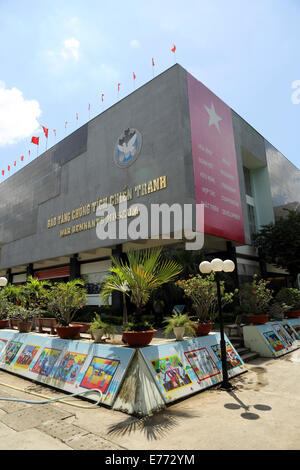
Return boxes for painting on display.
[53,351,87,384]
[262,331,285,353]
[184,347,219,382]
[289,322,300,339]
[272,324,294,348]
[0,339,8,355]
[211,343,242,370]
[14,345,40,370]
[0,341,23,365]
[80,356,120,394]
[281,322,299,342]
[30,347,62,377]
[150,355,192,393]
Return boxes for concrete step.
[229,335,244,345]
[236,347,250,355]
[240,351,260,362]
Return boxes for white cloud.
[0,82,41,146]
[62,37,80,60]
[130,39,141,48]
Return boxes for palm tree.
[100,248,183,330]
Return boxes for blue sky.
[0,0,299,180]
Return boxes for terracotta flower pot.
[249,314,269,325]
[56,325,81,339]
[9,319,20,330]
[0,319,9,329]
[18,321,32,333]
[191,322,214,336]
[122,329,157,347]
[285,310,300,319]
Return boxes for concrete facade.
[0,64,299,285]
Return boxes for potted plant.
[176,273,235,335]
[88,314,116,343]
[0,290,12,328]
[22,276,55,332]
[276,288,300,318]
[163,312,197,341]
[240,275,273,325]
[268,302,292,321]
[7,305,36,333]
[47,279,87,339]
[100,248,182,347]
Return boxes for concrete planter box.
[36,317,57,335]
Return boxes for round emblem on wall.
[114,128,142,168]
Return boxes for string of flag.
[1,45,177,178]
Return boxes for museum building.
[0,64,299,305]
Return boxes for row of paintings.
[258,320,300,357]
[0,333,133,405]
[142,334,247,403]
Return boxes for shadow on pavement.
[224,389,272,420]
[106,409,198,441]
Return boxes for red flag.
[31,136,39,145]
[21,155,24,161]
[88,103,90,111]
[152,58,155,67]
[65,121,68,129]
[8,165,10,171]
[133,72,136,80]
[1,170,4,176]
[101,93,104,102]
[53,129,56,137]
[171,44,176,53]
[14,161,16,166]
[118,83,121,92]
[42,125,48,139]
[76,113,78,121]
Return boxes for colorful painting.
[185,348,219,382]
[291,324,300,339]
[211,343,242,370]
[15,345,40,370]
[0,339,7,354]
[1,341,23,365]
[53,351,87,384]
[282,323,299,342]
[151,355,192,393]
[80,356,119,393]
[263,331,285,352]
[31,347,62,376]
[273,324,293,347]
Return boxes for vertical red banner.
[187,73,245,244]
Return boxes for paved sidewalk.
[0,349,299,450]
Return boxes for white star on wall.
[204,102,222,134]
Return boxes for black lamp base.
[219,381,235,391]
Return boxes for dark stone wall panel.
[53,125,88,166]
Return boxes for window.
[247,204,257,241]
[243,167,253,196]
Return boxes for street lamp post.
[0,277,7,287]
[199,258,235,391]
